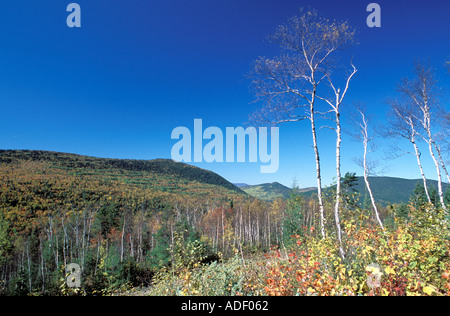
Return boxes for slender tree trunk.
[421,85,446,210]
[55,233,59,270]
[433,142,450,183]
[334,110,345,258]
[138,224,143,263]
[222,209,225,251]
[26,241,31,292]
[248,208,252,245]
[120,217,125,262]
[427,139,447,210]
[363,137,384,230]
[310,100,326,239]
[239,207,243,245]
[412,139,432,203]
[62,219,67,268]
[130,233,134,258]
[40,238,45,292]
[256,214,260,246]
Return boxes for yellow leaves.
[422,285,442,296]
[385,266,395,276]
[423,286,434,295]
[365,246,375,252]
[336,264,347,281]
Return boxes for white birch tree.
[384,98,432,204]
[248,9,356,240]
[398,62,447,210]
[350,106,384,229]
[318,67,357,258]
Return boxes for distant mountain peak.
[233,183,249,188]
[240,182,291,201]
[240,176,449,205]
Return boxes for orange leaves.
[259,209,450,296]
[262,245,341,296]
[442,272,450,296]
[265,263,294,296]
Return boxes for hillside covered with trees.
[241,182,294,201]
[0,150,260,294]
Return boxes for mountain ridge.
[0,149,244,194]
[241,176,449,205]
[2,149,448,207]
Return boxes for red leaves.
[262,245,336,296]
[441,271,450,295]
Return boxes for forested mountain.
[0,150,243,193]
[241,182,294,201]
[0,149,252,235]
[339,176,449,206]
[233,183,249,188]
[243,177,449,205]
[0,150,264,295]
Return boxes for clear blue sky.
[0,0,449,188]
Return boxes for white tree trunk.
[427,140,447,210]
[310,101,326,239]
[363,137,384,230]
[334,110,346,258]
[120,217,125,262]
[433,142,450,184]
[412,140,432,203]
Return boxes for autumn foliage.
[1,150,449,296]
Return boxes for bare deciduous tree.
[318,66,357,258]
[384,97,432,204]
[248,9,356,244]
[349,106,384,229]
[398,62,447,210]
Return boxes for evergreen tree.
[282,188,304,246]
[445,187,450,206]
[395,203,409,219]
[342,172,358,193]
[362,191,372,211]
[410,182,427,209]
[341,172,359,208]
[428,185,440,208]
